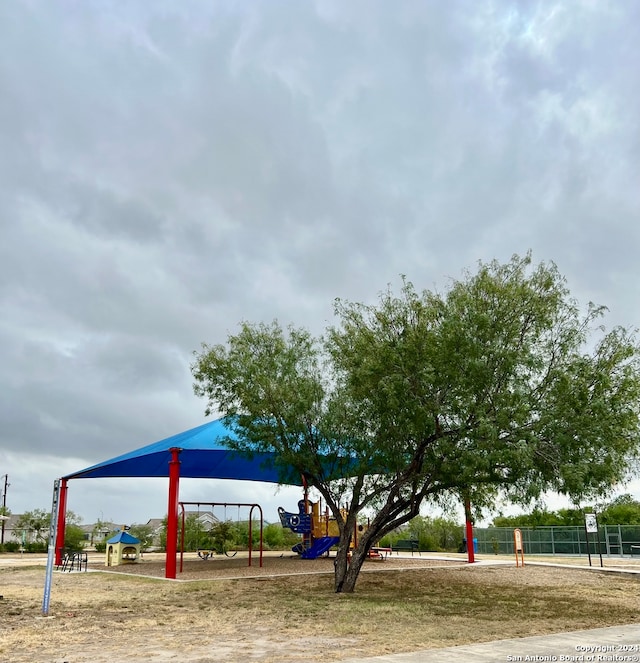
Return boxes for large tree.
[192,254,640,592]
[16,509,82,544]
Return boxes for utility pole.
[1,474,8,546]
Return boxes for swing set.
[178,501,264,573]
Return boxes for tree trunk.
[335,545,368,593]
[333,531,375,593]
[332,491,426,592]
[333,541,350,592]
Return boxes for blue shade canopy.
[63,418,303,485]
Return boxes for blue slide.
[300,536,340,559]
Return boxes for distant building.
[80,522,119,546]
[0,512,221,550]
[183,510,220,530]
[144,518,165,548]
[1,514,25,545]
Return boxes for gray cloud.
[1,0,638,523]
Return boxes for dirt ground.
[2,552,640,663]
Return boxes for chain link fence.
[474,525,640,557]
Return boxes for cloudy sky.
[1,1,638,528]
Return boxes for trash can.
[462,538,479,553]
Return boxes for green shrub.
[263,523,301,550]
[25,542,47,553]
[379,515,464,552]
[64,524,86,552]
[210,521,240,554]
[128,524,154,551]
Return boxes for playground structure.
[105,529,141,566]
[278,499,341,559]
[278,496,378,559]
[277,476,333,559]
[178,501,264,572]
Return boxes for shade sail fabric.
[63,418,303,485]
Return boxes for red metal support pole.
[165,448,181,579]
[179,506,186,574]
[464,496,475,564]
[247,504,264,568]
[54,479,68,566]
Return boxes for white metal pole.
[42,479,60,616]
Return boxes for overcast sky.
[1,1,639,528]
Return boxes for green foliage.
[173,516,246,553]
[263,522,300,550]
[64,510,83,526]
[598,494,640,525]
[0,505,10,552]
[179,514,214,552]
[0,542,20,553]
[192,254,640,592]
[209,520,240,554]
[492,507,584,527]
[15,509,51,543]
[91,519,115,546]
[64,524,86,552]
[379,516,464,552]
[158,516,168,551]
[129,524,154,551]
[410,516,464,552]
[491,495,640,527]
[13,508,83,547]
[234,520,266,549]
[230,521,300,551]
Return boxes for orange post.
[514,528,525,567]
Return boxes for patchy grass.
[1,561,640,662]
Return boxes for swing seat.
[197,549,214,560]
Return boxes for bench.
[391,539,420,555]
